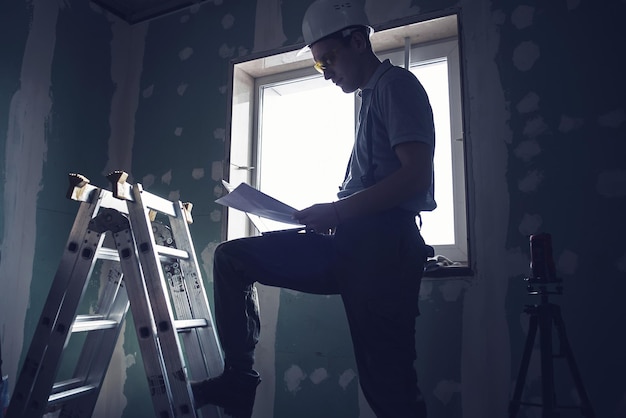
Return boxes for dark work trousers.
[213,208,429,418]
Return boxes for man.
[192,0,435,417]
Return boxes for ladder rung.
[96,244,188,260]
[51,377,82,393]
[72,315,119,333]
[175,319,209,332]
[155,244,189,260]
[96,247,121,261]
[49,382,97,404]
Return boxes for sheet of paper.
[216,181,302,226]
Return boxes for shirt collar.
[359,59,393,96]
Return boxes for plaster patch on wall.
[177,83,188,96]
[142,173,156,188]
[211,160,224,181]
[518,312,529,335]
[222,13,235,29]
[175,127,183,136]
[238,46,250,57]
[518,170,544,193]
[309,368,329,384]
[162,169,173,184]
[283,288,303,297]
[213,128,226,141]
[419,280,433,301]
[93,320,128,418]
[210,209,221,222]
[213,185,224,199]
[92,264,127,418]
[365,0,420,26]
[493,9,506,25]
[511,5,534,29]
[0,0,58,386]
[200,241,220,283]
[567,0,582,10]
[125,353,137,368]
[284,364,307,394]
[522,115,549,138]
[514,140,541,162]
[90,1,103,14]
[462,2,515,416]
[180,14,190,23]
[616,252,626,273]
[179,46,194,61]
[559,115,584,133]
[519,213,543,236]
[252,0,286,53]
[516,91,540,114]
[506,247,530,278]
[596,170,626,197]
[168,190,181,201]
[439,280,469,302]
[213,184,223,198]
[219,43,235,58]
[338,369,356,390]
[433,379,462,405]
[598,108,625,128]
[556,250,578,276]
[192,168,205,179]
[255,285,280,418]
[142,84,154,98]
[512,41,540,72]
[103,18,147,177]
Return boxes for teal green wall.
[0,0,625,417]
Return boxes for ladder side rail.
[169,201,224,379]
[168,203,224,418]
[6,195,108,418]
[104,210,178,418]
[55,261,130,417]
[154,209,224,418]
[126,185,197,417]
[152,222,219,386]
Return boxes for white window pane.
[258,75,355,230]
[410,60,456,246]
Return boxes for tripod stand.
[509,283,594,418]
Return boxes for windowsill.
[423,259,473,279]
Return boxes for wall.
[0,1,624,418]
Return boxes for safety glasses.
[313,48,340,74]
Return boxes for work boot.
[191,368,261,418]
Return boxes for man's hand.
[293,203,340,234]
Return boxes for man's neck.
[360,55,383,89]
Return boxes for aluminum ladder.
[6,172,224,418]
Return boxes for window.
[226,14,468,263]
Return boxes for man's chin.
[340,84,357,94]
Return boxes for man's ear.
[350,31,368,52]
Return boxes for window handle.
[231,164,255,171]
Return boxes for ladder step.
[175,319,209,332]
[97,243,188,260]
[155,244,189,260]
[96,247,121,261]
[49,380,97,405]
[72,315,119,333]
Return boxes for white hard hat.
[301,0,373,48]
